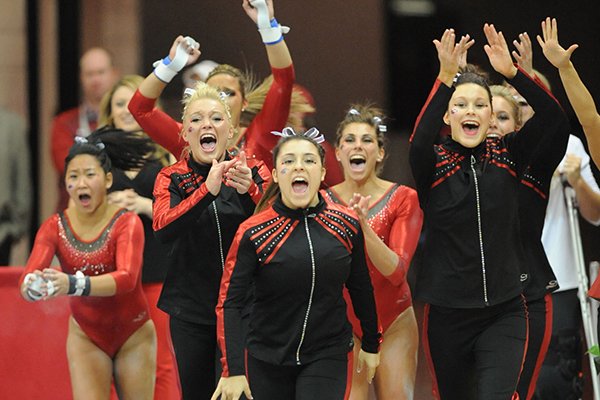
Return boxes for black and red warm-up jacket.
[409,67,567,308]
[516,76,570,300]
[153,154,270,324]
[216,195,381,376]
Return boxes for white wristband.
[153,36,200,83]
[251,0,289,44]
[73,270,86,296]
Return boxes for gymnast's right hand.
[20,271,46,301]
[211,375,253,400]
[168,35,201,67]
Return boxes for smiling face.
[110,85,140,132]
[65,154,112,214]
[487,96,518,137]
[182,98,232,164]
[444,83,493,148]
[273,139,326,210]
[336,122,383,182]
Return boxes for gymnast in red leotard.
[322,104,423,400]
[19,128,157,400]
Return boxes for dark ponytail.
[64,126,155,176]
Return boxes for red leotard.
[323,184,423,334]
[21,209,149,358]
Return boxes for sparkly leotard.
[323,184,423,334]
[21,209,149,357]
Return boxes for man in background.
[50,47,117,211]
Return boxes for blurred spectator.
[50,47,118,211]
[0,107,31,265]
[182,59,219,88]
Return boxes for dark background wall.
[139,0,388,140]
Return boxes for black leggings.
[516,294,553,400]
[424,296,527,400]
[169,317,220,400]
[247,353,350,400]
[534,289,583,400]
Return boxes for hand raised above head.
[168,35,201,68]
[433,29,474,85]
[537,17,578,70]
[243,0,275,25]
[512,32,533,75]
[483,23,518,79]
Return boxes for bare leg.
[348,336,370,400]
[374,307,419,400]
[113,320,157,400]
[66,317,113,400]
[348,307,418,400]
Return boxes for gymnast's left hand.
[357,349,380,384]
[41,268,69,298]
[211,375,253,400]
[225,151,253,195]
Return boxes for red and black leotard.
[322,184,423,334]
[216,195,381,376]
[20,209,148,357]
[128,65,295,169]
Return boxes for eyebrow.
[281,153,317,157]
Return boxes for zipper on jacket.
[212,201,225,270]
[296,214,317,365]
[470,155,489,305]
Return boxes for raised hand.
[242,0,275,24]
[224,151,253,195]
[168,35,201,67]
[537,17,578,70]
[457,35,475,70]
[483,23,518,78]
[512,32,533,75]
[433,29,474,85]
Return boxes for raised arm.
[129,36,201,158]
[242,0,295,168]
[537,17,600,166]
[409,30,472,204]
[484,23,567,168]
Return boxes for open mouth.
[462,121,480,137]
[292,177,309,194]
[78,194,91,207]
[349,155,367,172]
[200,134,217,152]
